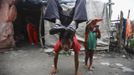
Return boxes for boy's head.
[87,18,103,26]
[60,30,74,51]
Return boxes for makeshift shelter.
[0,0,47,49]
[0,0,16,49]
[0,0,111,50]
[43,0,110,50]
[14,0,42,46]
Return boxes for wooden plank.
[39,7,44,48]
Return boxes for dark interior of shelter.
[13,0,44,47]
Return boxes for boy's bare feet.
[88,65,94,71]
[50,66,58,75]
[84,64,88,69]
[75,72,82,75]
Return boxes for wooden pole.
[108,0,114,20]
[119,11,123,50]
[109,0,112,19]
[107,0,114,51]
[39,6,44,48]
[127,10,130,19]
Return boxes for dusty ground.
[0,46,134,75]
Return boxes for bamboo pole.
[108,0,114,51]
[127,10,130,19]
[118,11,123,50]
[39,6,44,48]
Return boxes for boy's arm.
[96,28,101,38]
[84,25,89,48]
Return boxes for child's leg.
[72,36,81,75]
[88,50,94,70]
[51,52,59,75]
[51,52,61,75]
[27,24,33,45]
[50,40,61,75]
[74,51,80,75]
[85,50,89,67]
[33,29,38,46]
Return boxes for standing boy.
[84,18,102,71]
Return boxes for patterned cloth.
[0,22,15,49]
[86,31,97,50]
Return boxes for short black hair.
[60,30,74,40]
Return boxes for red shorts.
[54,35,81,53]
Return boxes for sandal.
[49,24,65,35]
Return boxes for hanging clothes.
[26,23,38,46]
[43,0,87,26]
[126,18,132,38]
[122,18,126,40]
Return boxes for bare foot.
[87,66,94,74]
[75,72,82,75]
[50,66,58,75]
[88,65,92,71]
[88,65,94,71]
[84,64,88,69]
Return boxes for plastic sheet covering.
[0,22,15,49]
[44,0,110,49]
[0,0,15,49]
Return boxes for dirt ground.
[0,46,134,75]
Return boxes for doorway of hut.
[13,1,44,48]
